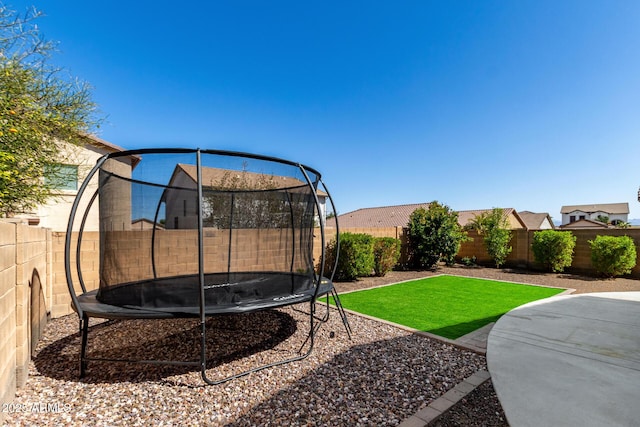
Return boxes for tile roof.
[81,133,127,153]
[456,208,525,229]
[560,203,629,215]
[457,209,496,228]
[518,211,554,230]
[336,204,527,229]
[80,133,141,167]
[336,203,433,228]
[171,164,326,195]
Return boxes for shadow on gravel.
[225,333,485,427]
[33,310,298,384]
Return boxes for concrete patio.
[487,292,640,426]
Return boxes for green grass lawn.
[333,274,565,339]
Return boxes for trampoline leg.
[299,300,317,352]
[308,300,316,350]
[200,304,318,386]
[79,316,89,378]
[330,289,353,339]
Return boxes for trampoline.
[65,148,350,384]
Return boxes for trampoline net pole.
[298,165,323,291]
[196,149,208,377]
[227,192,234,281]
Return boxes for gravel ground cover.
[5,265,639,426]
[5,296,484,426]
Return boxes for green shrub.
[325,232,375,281]
[406,201,468,270]
[321,238,339,277]
[532,230,576,272]
[468,208,512,268]
[589,235,637,277]
[373,237,401,277]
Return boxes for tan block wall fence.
[2,222,640,419]
[1,221,51,424]
[457,228,640,276]
[320,226,640,277]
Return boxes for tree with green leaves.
[1,3,100,217]
[469,208,512,268]
[406,201,467,270]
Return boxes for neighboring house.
[336,203,432,228]
[559,218,610,229]
[336,203,527,230]
[131,218,164,230]
[457,208,527,230]
[164,164,327,229]
[560,203,629,226]
[518,211,555,230]
[15,134,133,231]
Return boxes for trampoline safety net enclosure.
[65,148,350,384]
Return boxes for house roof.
[170,164,326,195]
[457,208,526,229]
[559,218,610,229]
[518,211,555,230]
[80,133,141,168]
[337,203,433,228]
[81,133,127,153]
[131,218,164,229]
[336,204,527,229]
[560,203,629,215]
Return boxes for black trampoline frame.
[64,148,351,384]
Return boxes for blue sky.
[16,0,640,220]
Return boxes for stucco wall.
[30,143,104,232]
[16,142,134,232]
[562,210,628,226]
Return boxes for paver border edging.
[397,369,492,427]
